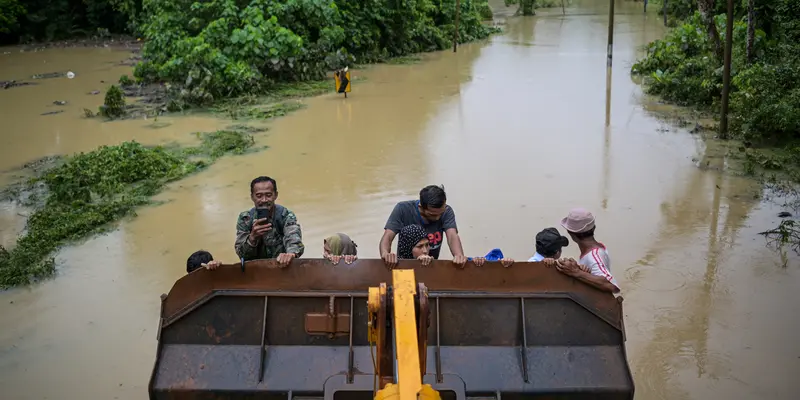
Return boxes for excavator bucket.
[149,259,634,400]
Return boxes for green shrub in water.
[118,74,135,86]
[100,84,126,118]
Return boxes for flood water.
[0,1,798,399]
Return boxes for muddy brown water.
[0,1,798,399]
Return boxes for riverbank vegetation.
[633,0,798,146]
[0,130,255,288]
[633,1,799,180]
[100,84,126,118]
[632,0,800,252]
[131,0,497,104]
[1,0,498,106]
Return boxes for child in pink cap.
[545,208,620,294]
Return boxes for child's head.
[535,228,569,258]
[186,250,214,273]
[323,233,358,257]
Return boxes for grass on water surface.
[0,129,257,288]
[210,80,330,120]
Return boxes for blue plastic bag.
[467,248,504,262]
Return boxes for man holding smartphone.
[235,176,305,266]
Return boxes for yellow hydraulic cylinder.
[392,269,421,400]
[374,383,441,400]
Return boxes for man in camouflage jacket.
[235,176,304,265]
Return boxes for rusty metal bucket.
[149,259,634,400]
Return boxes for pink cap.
[560,208,596,233]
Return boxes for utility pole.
[606,0,614,69]
[607,0,615,71]
[453,0,461,52]
[606,0,615,126]
[720,0,733,137]
[663,0,667,25]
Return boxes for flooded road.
[1,1,799,399]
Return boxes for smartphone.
[255,207,272,223]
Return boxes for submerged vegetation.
[0,130,256,288]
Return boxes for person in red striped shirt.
[545,208,620,294]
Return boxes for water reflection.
[623,145,799,399]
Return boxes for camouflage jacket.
[234,204,305,261]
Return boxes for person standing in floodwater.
[379,185,467,268]
[235,176,304,266]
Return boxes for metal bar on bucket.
[258,295,269,382]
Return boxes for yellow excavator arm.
[370,270,441,400]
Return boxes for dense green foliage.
[131,0,496,102]
[632,1,800,143]
[0,131,254,288]
[0,0,141,42]
[476,0,493,19]
[0,0,496,82]
[656,0,785,34]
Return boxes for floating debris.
[31,72,67,80]
[53,101,67,106]
[2,80,37,89]
[40,110,64,116]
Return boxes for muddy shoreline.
[2,35,142,52]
